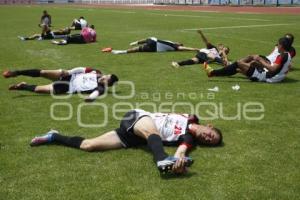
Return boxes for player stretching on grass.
[110,37,198,54]
[69,16,88,30]
[52,25,96,45]
[30,109,223,174]
[3,67,118,102]
[171,30,230,68]
[203,37,291,83]
[18,25,70,41]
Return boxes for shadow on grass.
[206,77,299,84]
[12,94,50,99]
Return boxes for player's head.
[284,33,294,47]
[217,44,230,55]
[99,74,119,87]
[79,16,84,19]
[278,37,290,52]
[43,10,48,15]
[190,124,223,146]
[90,25,95,29]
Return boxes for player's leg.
[172,57,199,68]
[30,129,124,151]
[130,38,147,46]
[80,131,124,151]
[18,34,41,41]
[204,61,240,77]
[9,82,53,93]
[3,68,66,80]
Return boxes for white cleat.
[171,62,180,68]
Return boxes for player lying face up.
[3,67,118,102]
[30,109,223,175]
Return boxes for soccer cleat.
[171,62,180,69]
[8,82,27,90]
[157,156,194,173]
[30,130,58,147]
[2,70,17,78]
[101,47,112,52]
[18,36,25,41]
[203,62,213,77]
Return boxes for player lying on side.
[69,16,88,30]
[172,30,230,68]
[203,37,291,83]
[52,25,96,45]
[109,37,199,54]
[30,109,223,174]
[3,67,118,102]
[18,25,70,41]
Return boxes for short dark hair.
[285,33,294,47]
[278,37,290,51]
[212,127,223,146]
[79,16,84,19]
[108,74,119,87]
[90,25,95,29]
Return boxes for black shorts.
[138,39,157,52]
[115,110,148,148]
[74,22,82,30]
[67,34,86,44]
[195,52,209,63]
[52,75,71,94]
[42,32,54,40]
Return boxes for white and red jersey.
[150,113,189,142]
[267,46,296,63]
[67,67,102,94]
[81,27,96,43]
[266,52,291,83]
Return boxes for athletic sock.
[178,59,196,66]
[15,69,41,77]
[52,133,84,149]
[18,84,37,92]
[147,134,168,162]
[211,62,238,76]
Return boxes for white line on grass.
[181,24,292,31]
[149,13,272,22]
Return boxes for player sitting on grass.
[3,67,118,102]
[251,33,296,69]
[203,37,291,83]
[69,16,88,30]
[52,25,96,45]
[30,109,223,174]
[171,30,230,68]
[18,25,70,41]
[110,37,198,54]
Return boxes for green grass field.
[0,5,300,200]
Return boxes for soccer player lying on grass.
[203,37,291,83]
[69,16,88,30]
[171,30,230,68]
[30,109,223,174]
[52,25,96,45]
[110,37,198,54]
[3,67,118,102]
[18,25,70,41]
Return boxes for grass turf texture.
[0,5,300,200]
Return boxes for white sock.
[129,41,138,46]
[112,50,127,54]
